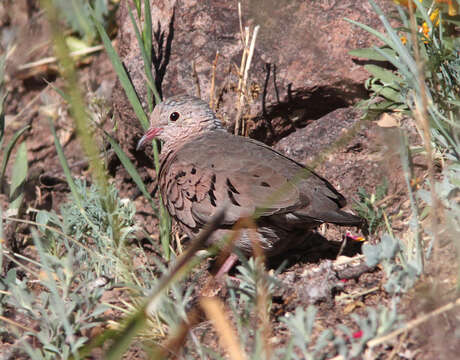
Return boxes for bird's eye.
[170,112,180,121]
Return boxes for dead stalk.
[234,2,259,136]
[18,45,104,70]
[210,51,219,110]
[192,60,201,99]
[200,297,247,360]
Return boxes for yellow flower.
[422,22,430,38]
[421,7,440,41]
[430,8,440,26]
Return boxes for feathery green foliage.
[347,0,460,161]
[353,179,388,234]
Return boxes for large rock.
[113,0,389,151]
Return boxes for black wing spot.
[227,190,240,206]
[253,174,260,178]
[175,170,186,180]
[226,178,240,194]
[210,174,216,191]
[208,189,217,207]
[191,167,196,174]
[260,181,271,187]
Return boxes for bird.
[137,94,366,269]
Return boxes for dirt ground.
[1,2,459,359]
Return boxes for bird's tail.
[323,210,368,235]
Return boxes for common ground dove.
[137,95,365,258]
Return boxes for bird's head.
[137,95,223,151]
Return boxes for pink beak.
[136,127,162,150]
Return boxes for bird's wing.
[159,132,309,229]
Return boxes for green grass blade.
[90,7,149,130]
[143,0,152,63]
[92,3,170,257]
[0,207,3,270]
[102,127,158,214]
[158,194,171,259]
[344,17,395,50]
[128,7,155,111]
[0,98,4,146]
[0,115,4,148]
[8,141,28,212]
[373,46,412,81]
[105,311,147,360]
[0,125,30,190]
[0,52,5,145]
[379,15,417,79]
[143,0,161,106]
[133,0,141,17]
[47,117,82,207]
[151,138,171,259]
[45,79,71,103]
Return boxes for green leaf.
[368,100,404,111]
[378,86,402,103]
[8,141,28,211]
[362,242,382,267]
[0,125,30,191]
[364,64,402,85]
[380,233,400,260]
[348,47,396,61]
[36,210,51,226]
